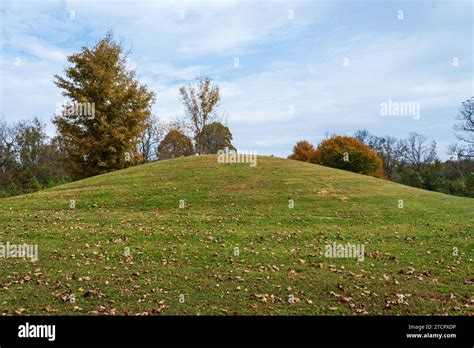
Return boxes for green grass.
[0,155,472,315]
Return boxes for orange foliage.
[313,136,383,177]
[288,140,316,162]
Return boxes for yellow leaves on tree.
[53,32,155,179]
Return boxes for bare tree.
[375,136,406,179]
[0,118,16,172]
[139,115,165,163]
[354,129,371,144]
[354,130,406,179]
[179,76,220,154]
[452,97,473,159]
[402,133,437,170]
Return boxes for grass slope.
[0,155,472,315]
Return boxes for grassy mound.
[0,155,472,315]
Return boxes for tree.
[53,32,155,179]
[353,129,471,196]
[179,76,220,154]
[376,136,406,179]
[0,117,15,173]
[452,97,474,159]
[465,173,474,196]
[157,129,193,160]
[401,132,437,171]
[288,140,316,162]
[0,117,69,197]
[313,136,383,177]
[399,168,425,189]
[200,122,235,154]
[354,130,406,179]
[354,129,371,144]
[139,115,165,163]
[0,118,19,195]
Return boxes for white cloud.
[8,35,69,63]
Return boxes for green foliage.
[464,173,474,196]
[0,117,70,197]
[157,129,194,160]
[399,168,425,188]
[200,122,236,154]
[398,162,474,197]
[354,129,474,197]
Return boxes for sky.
[0,0,472,159]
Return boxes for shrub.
[399,168,425,188]
[288,140,316,162]
[313,136,383,177]
[465,173,474,197]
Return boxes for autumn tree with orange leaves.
[313,136,383,177]
[287,140,316,162]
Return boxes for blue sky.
[1,0,472,159]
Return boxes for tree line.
[288,97,474,197]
